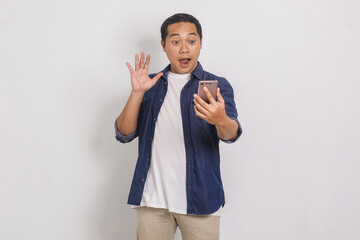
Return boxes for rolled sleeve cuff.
[220,118,242,143]
[114,120,137,143]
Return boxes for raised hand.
[126,52,163,94]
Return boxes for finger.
[204,86,217,105]
[151,72,163,83]
[139,52,145,69]
[194,105,208,120]
[126,62,134,73]
[194,106,216,125]
[135,54,140,70]
[194,99,210,116]
[217,87,224,103]
[194,94,211,111]
[145,54,151,70]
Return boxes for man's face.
[161,22,202,74]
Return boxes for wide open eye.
[189,40,196,44]
[172,40,180,45]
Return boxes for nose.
[179,42,189,54]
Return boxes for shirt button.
[160,99,163,102]
[146,158,150,162]
[154,118,156,121]
[149,137,152,142]
[142,178,145,181]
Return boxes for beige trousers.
[136,207,220,240]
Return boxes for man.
[115,13,242,240]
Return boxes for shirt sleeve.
[114,119,137,143]
[220,117,242,143]
[218,78,242,143]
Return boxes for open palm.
[126,52,163,94]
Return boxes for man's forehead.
[169,32,198,38]
[167,22,199,36]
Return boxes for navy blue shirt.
[115,62,242,215]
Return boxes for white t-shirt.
[134,71,221,216]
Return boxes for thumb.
[151,72,163,83]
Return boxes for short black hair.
[161,13,202,43]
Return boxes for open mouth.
[179,58,191,66]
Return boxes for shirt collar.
[160,61,203,81]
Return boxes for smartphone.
[197,80,218,103]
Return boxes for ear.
[200,38,203,50]
[161,40,166,52]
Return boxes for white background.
[1,0,360,239]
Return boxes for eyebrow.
[169,32,198,38]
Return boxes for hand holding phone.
[197,80,218,103]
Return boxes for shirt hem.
[130,204,222,216]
